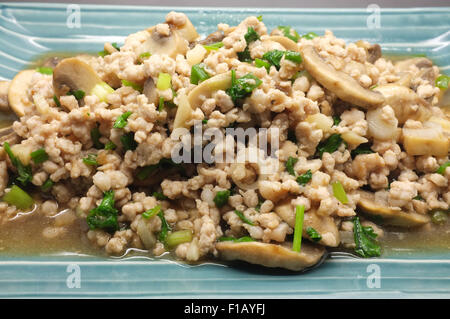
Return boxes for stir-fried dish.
[0,12,449,271]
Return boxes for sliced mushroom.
[187,71,231,109]
[173,91,194,130]
[197,31,224,46]
[394,57,433,73]
[216,241,326,271]
[141,26,189,59]
[402,126,449,157]
[355,41,382,64]
[357,190,430,227]
[264,36,299,52]
[169,16,199,43]
[301,45,384,109]
[41,56,63,69]
[274,199,340,247]
[143,77,158,105]
[366,106,399,141]
[53,57,103,98]
[373,84,431,124]
[0,126,19,145]
[8,69,35,117]
[0,81,10,112]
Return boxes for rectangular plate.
[0,3,449,298]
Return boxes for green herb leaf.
[316,133,344,158]
[257,15,263,22]
[436,161,450,175]
[285,156,298,176]
[104,141,117,150]
[36,67,53,75]
[292,205,305,252]
[120,132,138,151]
[436,74,449,90]
[82,154,98,166]
[113,111,133,129]
[284,50,302,64]
[306,226,322,242]
[213,190,230,208]
[53,95,61,108]
[111,42,120,51]
[254,58,271,71]
[333,115,341,126]
[351,142,374,159]
[296,169,312,186]
[158,96,165,112]
[261,50,285,70]
[3,142,32,186]
[68,90,85,100]
[237,47,253,63]
[30,148,49,164]
[352,217,381,258]
[244,26,260,44]
[41,178,54,192]
[277,26,300,42]
[226,70,262,103]
[203,42,224,51]
[86,190,119,232]
[90,126,104,149]
[234,210,254,226]
[139,52,151,60]
[152,192,167,200]
[158,210,171,243]
[302,32,318,40]
[190,63,211,85]
[98,50,108,57]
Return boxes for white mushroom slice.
[426,116,450,137]
[136,218,157,250]
[341,131,368,146]
[402,127,449,157]
[143,77,158,105]
[301,45,384,109]
[0,126,19,145]
[216,241,325,271]
[274,199,340,247]
[173,91,194,130]
[8,69,35,117]
[142,27,188,59]
[0,81,10,112]
[373,84,431,124]
[187,71,231,109]
[357,190,430,227]
[264,36,299,52]
[305,113,333,133]
[53,58,102,98]
[394,57,433,73]
[169,16,199,43]
[366,107,399,141]
[10,143,33,165]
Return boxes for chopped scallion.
[2,185,34,210]
[156,73,172,90]
[30,148,49,164]
[332,181,348,204]
[292,205,305,252]
[166,230,193,248]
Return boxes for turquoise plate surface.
[0,3,449,298]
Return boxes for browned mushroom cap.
[216,241,326,271]
[142,77,158,105]
[141,26,189,59]
[8,69,35,117]
[275,199,340,247]
[357,190,430,227]
[53,57,103,98]
[301,45,384,110]
[264,36,299,52]
[0,126,20,145]
[395,57,433,72]
[355,41,382,64]
[197,31,224,46]
[0,81,10,112]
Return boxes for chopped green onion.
[436,161,450,175]
[120,132,138,151]
[166,230,193,248]
[431,210,448,225]
[158,210,171,243]
[2,185,34,210]
[152,192,167,200]
[68,90,85,100]
[53,95,61,108]
[296,169,312,186]
[136,165,158,181]
[284,51,302,64]
[333,115,341,126]
[121,80,142,93]
[203,42,224,51]
[244,26,260,44]
[158,96,165,112]
[285,156,298,176]
[91,82,114,102]
[234,210,254,226]
[30,148,49,164]
[257,15,263,22]
[226,70,262,103]
[90,126,104,149]
[98,50,108,57]
[306,227,322,242]
[351,142,374,158]
[104,141,117,150]
[292,205,305,252]
[316,133,344,158]
[41,178,54,192]
[3,142,32,186]
[113,111,133,129]
[36,66,53,75]
[302,32,318,40]
[213,190,230,208]
[436,75,449,90]
[190,64,211,85]
[370,84,378,90]
[111,42,120,51]
[261,50,285,70]
[156,73,172,90]
[218,236,255,243]
[332,181,348,204]
[142,205,161,219]
[237,47,252,63]
[413,195,424,201]
[139,52,151,60]
[82,154,98,166]
[254,58,271,71]
[202,118,208,124]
